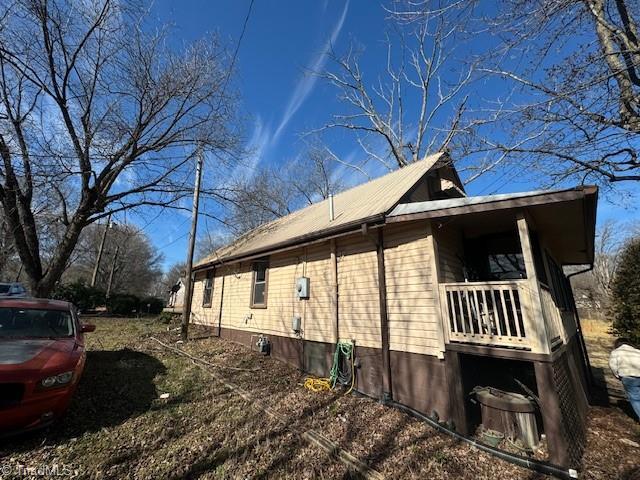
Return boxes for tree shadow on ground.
[0,348,166,452]
[620,466,640,480]
[178,394,344,479]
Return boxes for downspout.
[375,227,393,403]
[566,263,596,394]
[330,239,339,343]
[217,274,225,338]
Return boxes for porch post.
[534,361,571,467]
[516,212,551,354]
[426,221,446,358]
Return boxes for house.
[190,152,597,469]
[167,278,185,311]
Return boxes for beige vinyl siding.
[383,222,441,356]
[302,243,335,344]
[191,225,447,354]
[218,262,252,330]
[190,269,223,326]
[192,245,336,342]
[254,249,304,336]
[435,225,465,282]
[336,234,381,348]
[217,253,299,338]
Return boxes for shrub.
[157,311,177,324]
[611,238,640,344]
[140,296,165,315]
[52,281,105,312]
[107,294,140,316]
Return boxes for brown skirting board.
[217,327,450,423]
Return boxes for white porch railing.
[440,280,535,350]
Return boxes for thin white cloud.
[272,1,349,142]
[230,2,349,177]
[229,115,272,182]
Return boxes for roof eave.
[194,213,386,271]
[386,186,597,223]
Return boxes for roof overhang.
[193,214,386,271]
[388,186,598,265]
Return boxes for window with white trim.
[202,270,214,307]
[251,261,268,308]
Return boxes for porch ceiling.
[388,186,598,265]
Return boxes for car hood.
[0,338,76,366]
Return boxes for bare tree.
[220,145,344,236]
[222,172,294,236]
[164,262,187,285]
[318,10,474,173]
[196,231,229,261]
[289,145,345,204]
[0,0,239,296]
[65,223,164,298]
[154,261,187,300]
[570,220,631,313]
[592,220,623,299]
[392,0,640,186]
[0,212,16,277]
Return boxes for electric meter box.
[296,277,310,299]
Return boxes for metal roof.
[196,152,445,268]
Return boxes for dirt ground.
[1,317,639,479]
[581,319,627,400]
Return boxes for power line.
[157,231,190,251]
[221,0,255,99]
[200,0,255,244]
[181,0,255,341]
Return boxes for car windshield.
[0,307,73,338]
[0,285,10,294]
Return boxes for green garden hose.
[305,340,355,394]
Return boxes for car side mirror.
[80,324,96,333]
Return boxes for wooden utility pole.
[106,244,120,299]
[181,148,204,341]
[91,214,112,287]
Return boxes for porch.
[386,188,597,357]
[435,212,581,356]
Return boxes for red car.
[0,298,95,436]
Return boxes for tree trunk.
[33,215,88,297]
[3,193,90,298]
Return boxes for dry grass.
[580,318,628,400]
[581,318,613,338]
[0,317,638,479]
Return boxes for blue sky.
[133,0,640,269]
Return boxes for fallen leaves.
[0,317,638,480]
